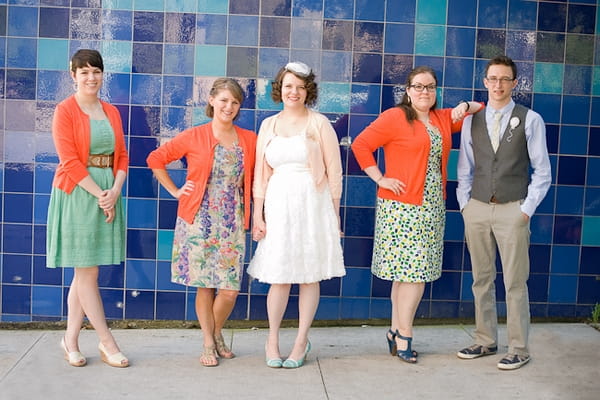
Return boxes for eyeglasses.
[285,61,311,77]
[485,76,515,84]
[409,84,437,93]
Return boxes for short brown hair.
[485,55,517,80]
[70,49,104,72]
[271,66,318,107]
[205,78,245,120]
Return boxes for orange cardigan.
[351,107,464,205]
[51,95,129,193]
[146,123,257,228]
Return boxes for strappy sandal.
[395,330,417,364]
[200,345,219,367]
[214,333,235,359]
[387,329,418,358]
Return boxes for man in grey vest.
[456,56,551,370]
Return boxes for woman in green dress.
[46,49,129,368]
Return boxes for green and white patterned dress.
[371,125,444,283]
[46,119,125,268]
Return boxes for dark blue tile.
[577,276,600,304]
[133,12,164,42]
[230,0,259,14]
[580,247,600,274]
[315,297,341,320]
[553,215,582,245]
[0,7,5,36]
[2,254,31,284]
[530,303,548,318]
[33,224,46,255]
[197,14,227,45]
[477,0,507,29]
[261,0,291,16]
[238,78,256,110]
[127,229,156,259]
[445,181,459,211]
[353,22,383,53]
[127,198,157,229]
[130,106,161,136]
[162,76,193,107]
[228,15,259,46]
[342,237,373,267]
[446,27,476,58]
[156,261,183,291]
[537,185,554,215]
[557,156,586,185]
[33,255,61,285]
[129,137,157,167]
[229,294,248,319]
[551,245,579,274]
[447,0,475,26]
[560,125,588,156]
[431,271,461,300]
[538,2,567,32]
[548,304,576,317]
[6,69,36,100]
[8,5,38,37]
[292,0,322,18]
[343,207,375,237]
[350,84,381,115]
[414,55,444,81]
[125,290,155,319]
[4,193,32,223]
[38,71,65,101]
[529,245,551,274]
[545,124,559,154]
[371,275,391,298]
[444,58,474,88]
[584,188,600,216]
[555,186,583,215]
[39,7,69,38]
[386,0,415,23]
[444,212,464,241]
[101,9,132,41]
[98,263,125,288]
[567,4,595,34]
[164,12,195,44]
[158,200,177,230]
[344,176,376,207]
[458,301,475,318]
[564,66,591,96]
[591,97,600,126]
[533,94,561,125]
[352,53,382,83]
[103,73,130,104]
[259,17,290,47]
[131,43,163,74]
[3,224,32,254]
[535,33,565,63]
[355,0,384,21]
[320,276,341,296]
[530,214,553,244]
[429,301,459,318]
[508,0,537,30]
[70,8,101,40]
[342,268,372,297]
[156,291,185,320]
[382,54,412,85]
[4,162,33,192]
[71,0,102,6]
[476,29,505,59]
[115,105,130,135]
[384,23,414,54]
[324,0,353,19]
[322,20,353,51]
[1,285,30,314]
[506,31,536,61]
[587,158,600,186]
[442,241,464,271]
[341,298,369,319]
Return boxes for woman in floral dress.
[352,66,482,363]
[147,78,256,366]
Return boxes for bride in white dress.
[248,62,345,369]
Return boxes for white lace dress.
[248,133,346,284]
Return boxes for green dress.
[46,119,125,268]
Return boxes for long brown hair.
[396,66,438,123]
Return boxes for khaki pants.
[462,199,531,356]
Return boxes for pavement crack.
[316,357,330,400]
[0,332,45,384]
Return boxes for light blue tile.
[256,78,281,110]
[8,6,38,37]
[7,38,37,69]
[37,39,68,70]
[416,0,447,25]
[33,194,49,225]
[291,18,322,49]
[414,24,445,56]
[228,15,258,46]
[134,0,163,11]
[127,198,157,229]
[534,63,563,94]
[156,260,184,291]
[103,0,133,9]
[257,48,288,78]
[32,286,62,317]
[582,216,600,246]
[321,51,351,82]
[131,74,162,105]
[342,268,372,297]
[194,45,226,76]
[197,0,229,14]
[317,82,350,113]
[102,41,133,73]
[102,9,133,41]
[293,0,323,18]
[126,259,157,290]
[165,0,196,12]
[157,230,174,261]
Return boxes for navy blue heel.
[386,329,397,355]
[395,330,417,364]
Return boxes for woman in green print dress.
[147,78,256,367]
[352,66,482,363]
[47,49,129,368]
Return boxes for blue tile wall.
[1,0,598,322]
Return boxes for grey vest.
[471,104,530,203]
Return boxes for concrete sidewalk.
[0,323,598,400]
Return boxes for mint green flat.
[266,357,283,368]
[282,340,311,369]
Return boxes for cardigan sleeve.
[351,108,401,170]
[52,101,90,185]
[317,114,343,199]
[146,129,192,169]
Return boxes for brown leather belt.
[87,154,114,168]
[490,195,499,204]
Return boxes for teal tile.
[534,63,563,94]
[103,0,133,9]
[416,0,447,25]
[317,82,351,113]
[415,24,446,56]
[32,286,62,316]
[548,275,577,303]
[192,108,211,126]
[582,216,600,246]
[102,41,133,73]
[194,45,226,76]
[134,0,164,11]
[157,229,174,261]
[165,0,196,12]
[256,78,281,110]
[197,0,229,14]
[37,39,68,70]
[447,149,459,181]
[593,66,600,96]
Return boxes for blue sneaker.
[457,344,497,359]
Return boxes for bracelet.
[459,100,470,112]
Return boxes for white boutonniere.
[506,117,520,142]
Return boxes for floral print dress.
[371,125,444,283]
[171,144,245,290]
